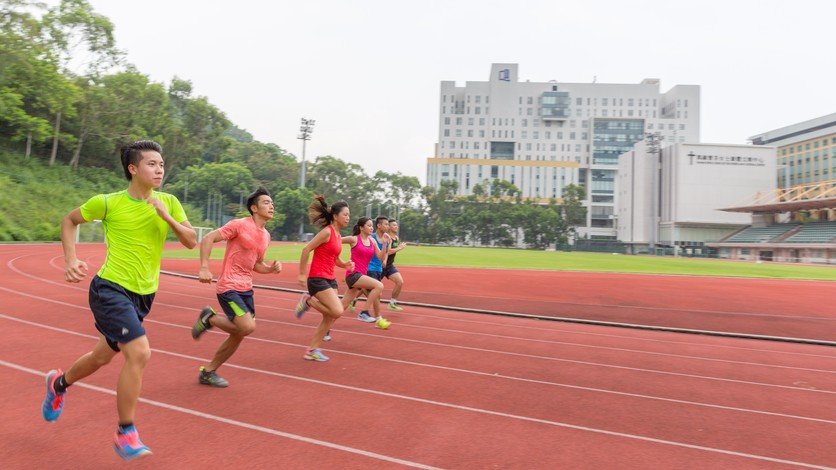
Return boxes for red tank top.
[308,225,341,280]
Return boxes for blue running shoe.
[295,293,311,319]
[303,348,329,362]
[357,311,376,323]
[41,369,65,422]
[113,425,152,460]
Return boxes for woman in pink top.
[341,216,390,328]
[295,195,354,362]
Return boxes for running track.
[1,244,834,468]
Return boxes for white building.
[617,142,777,253]
[427,63,700,239]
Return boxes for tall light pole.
[298,117,315,239]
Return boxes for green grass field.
[164,244,836,280]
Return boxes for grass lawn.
[164,243,836,280]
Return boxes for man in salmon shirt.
[191,187,282,387]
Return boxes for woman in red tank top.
[295,196,354,362]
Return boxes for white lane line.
[45,253,836,360]
[1,280,835,398]
[0,360,441,469]
[18,256,836,374]
[2,311,835,428]
[1,333,830,469]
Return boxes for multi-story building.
[427,63,700,239]
[750,113,835,189]
[617,141,776,254]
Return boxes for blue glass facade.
[540,91,570,120]
[490,141,515,160]
[592,119,645,165]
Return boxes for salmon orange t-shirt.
[215,217,271,294]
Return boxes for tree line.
[1,0,586,247]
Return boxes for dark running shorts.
[382,265,399,278]
[217,290,255,321]
[367,270,384,281]
[88,275,154,352]
[307,277,338,296]
[345,272,363,289]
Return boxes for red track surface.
[164,254,836,342]
[1,243,835,468]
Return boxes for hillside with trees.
[1,0,585,246]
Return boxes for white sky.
[79,0,834,184]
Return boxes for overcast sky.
[79,0,834,183]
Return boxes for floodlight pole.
[298,118,315,239]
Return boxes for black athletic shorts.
[307,277,338,295]
[216,290,255,321]
[367,270,384,281]
[88,275,154,352]
[382,265,399,278]
[345,272,363,289]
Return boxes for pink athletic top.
[216,217,271,293]
[308,225,341,280]
[347,235,374,276]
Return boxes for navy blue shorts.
[367,270,384,281]
[89,276,154,352]
[307,277,338,296]
[382,265,399,278]
[216,290,255,321]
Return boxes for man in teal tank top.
[41,141,197,460]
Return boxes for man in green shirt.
[41,141,196,460]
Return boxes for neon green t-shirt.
[80,190,187,295]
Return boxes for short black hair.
[120,140,162,180]
[375,216,389,227]
[246,187,271,215]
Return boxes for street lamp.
[298,117,315,239]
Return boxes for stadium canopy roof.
[720,180,835,214]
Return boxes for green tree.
[561,184,587,239]
[0,2,79,160]
[306,155,375,214]
[273,187,313,239]
[166,162,255,223]
[40,0,120,163]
